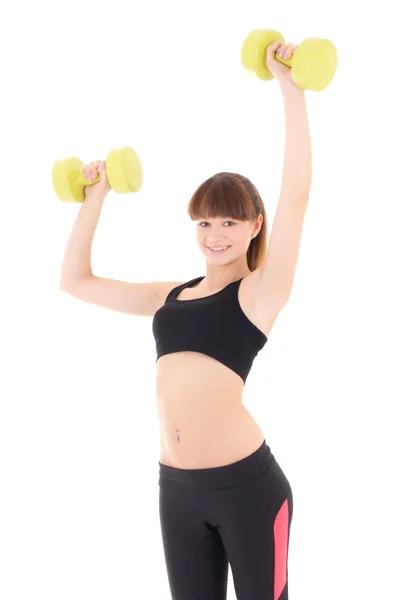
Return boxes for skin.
[194,215,264,291]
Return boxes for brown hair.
[187,172,269,272]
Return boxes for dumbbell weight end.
[52,157,96,203]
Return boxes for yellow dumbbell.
[241,29,338,91]
[52,146,143,203]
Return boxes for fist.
[81,160,111,200]
[266,41,298,87]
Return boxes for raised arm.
[59,160,183,317]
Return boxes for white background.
[1,1,399,599]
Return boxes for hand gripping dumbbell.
[52,146,143,203]
[241,29,338,91]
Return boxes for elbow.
[60,276,78,291]
[60,274,71,290]
[60,272,92,290]
[60,280,71,292]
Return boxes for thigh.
[206,459,294,600]
[158,475,229,600]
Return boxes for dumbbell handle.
[76,171,102,187]
[272,51,293,70]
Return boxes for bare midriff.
[155,351,265,469]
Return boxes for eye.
[198,221,235,227]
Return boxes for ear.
[252,214,263,238]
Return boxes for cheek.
[197,226,209,238]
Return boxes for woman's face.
[195,216,258,262]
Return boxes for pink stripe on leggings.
[273,498,289,600]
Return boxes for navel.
[175,428,180,443]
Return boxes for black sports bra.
[152,275,268,384]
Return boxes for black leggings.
[158,440,293,600]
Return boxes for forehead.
[197,215,235,220]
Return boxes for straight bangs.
[187,173,258,222]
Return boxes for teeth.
[209,246,229,251]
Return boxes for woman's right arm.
[59,159,182,317]
[59,193,105,287]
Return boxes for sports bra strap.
[166,276,204,302]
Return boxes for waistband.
[158,439,276,490]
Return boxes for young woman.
[60,41,311,600]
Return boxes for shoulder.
[156,280,186,304]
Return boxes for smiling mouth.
[207,245,231,252]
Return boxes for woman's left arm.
[256,41,313,314]
[280,84,312,200]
